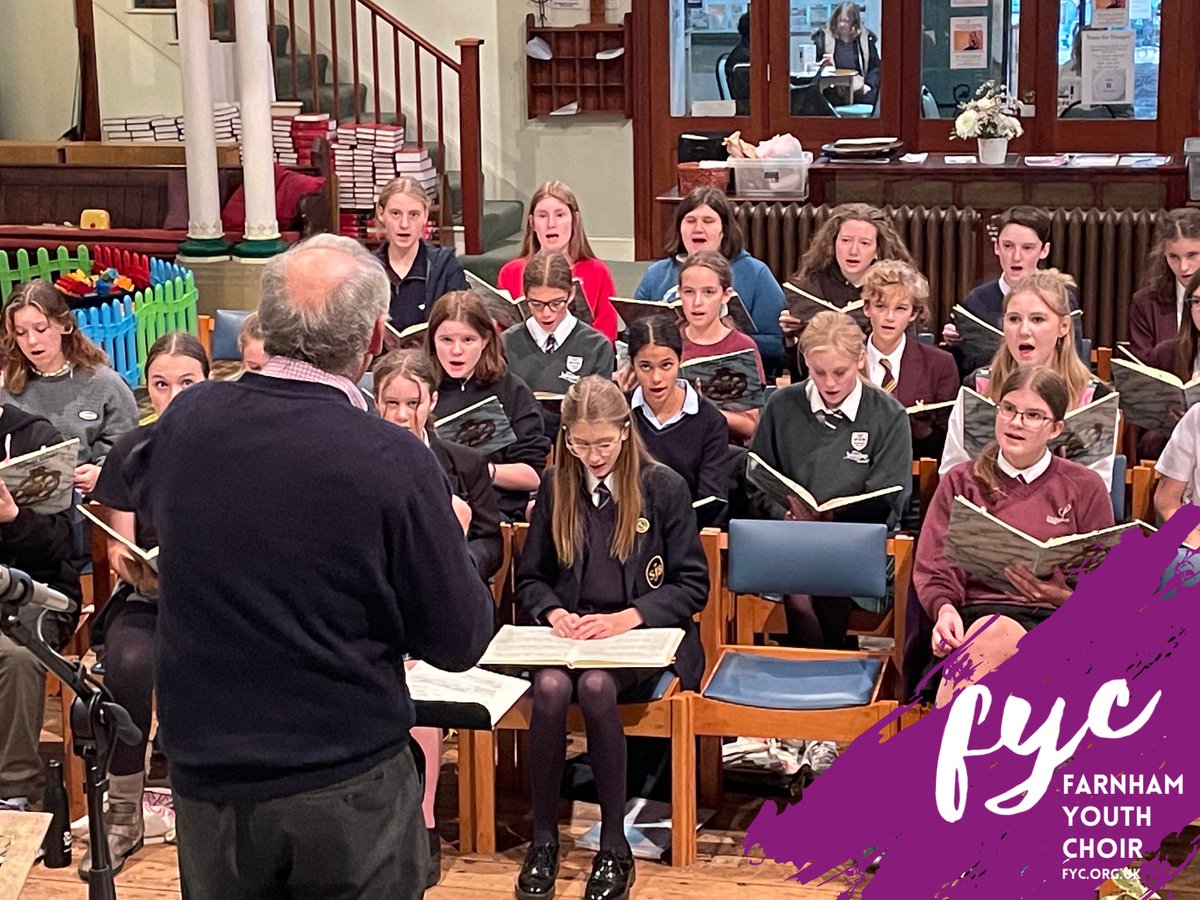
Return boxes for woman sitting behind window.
[812,1,881,105]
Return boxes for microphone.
[0,565,73,613]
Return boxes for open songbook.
[1111,359,1200,435]
[478,624,685,670]
[406,662,530,729]
[692,495,723,510]
[383,321,429,350]
[612,291,755,335]
[943,495,1147,593]
[77,504,159,574]
[783,282,866,327]
[746,451,902,514]
[905,399,956,416]
[681,348,764,411]
[0,438,79,514]
[959,388,1118,467]
[465,269,514,305]
[436,396,517,457]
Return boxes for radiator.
[1043,208,1158,348]
[733,203,980,325]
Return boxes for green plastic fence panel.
[0,245,91,301]
[134,272,200,383]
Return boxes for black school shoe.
[584,848,636,900]
[515,842,560,900]
[427,827,442,889]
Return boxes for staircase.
[209,0,491,254]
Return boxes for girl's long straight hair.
[552,376,653,567]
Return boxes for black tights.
[528,668,631,852]
[104,602,157,776]
[782,594,853,649]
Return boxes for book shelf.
[525,13,631,119]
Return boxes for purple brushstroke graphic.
[745,506,1200,898]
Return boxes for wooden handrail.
[350,0,459,70]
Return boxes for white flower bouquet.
[952,80,1024,140]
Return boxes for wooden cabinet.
[525,14,631,119]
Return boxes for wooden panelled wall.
[631,0,1200,257]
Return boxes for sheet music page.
[478,626,579,666]
[570,629,685,667]
[405,662,530,725]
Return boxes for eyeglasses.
[996,400,1053,427]
[527,299,568,313]
[564,425,628,456]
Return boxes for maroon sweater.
[915,455,1114,618]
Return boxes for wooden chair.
[910,456,938,529]
[1091,346,1113,383]
[673,520,911,867]
[457,525,725,864]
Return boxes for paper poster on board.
[949,0,984,5]
[1092,0,1131,28]
[1081,29,1134,106]
[950,16,987,69]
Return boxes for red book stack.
[290,113,336,167]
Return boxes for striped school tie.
[879,358,897,394]
[544,335,557,354]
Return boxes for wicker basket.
[677,161,730,194]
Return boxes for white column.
[176,0,230,257]
[232,0,285,258]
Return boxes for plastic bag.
[755,133,805,159]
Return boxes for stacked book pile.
[394,146,437,198]
[272,116,298,165]
[101,116,156,143]
[290,112,336,166]
[213,102,241,143]
[330,123,442,211]
[150,116,184,142]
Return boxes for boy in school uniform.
[942,206,1084,376]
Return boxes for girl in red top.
[916,365,1114,708]
[498,181,619,342]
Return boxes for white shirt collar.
[583,469,617,506]
[630,380,700,429]
[998,274,1012,297]
[997,448,1053,483]
[526,313,577,351]
[806,376,864,422]
[1176,280,1187,327]
[866,332,906,385]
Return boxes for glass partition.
[1056,0,1159,120]
[668,0,751,117]
[786,0,882,118]
[920,0,1019,121]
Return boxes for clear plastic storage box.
[727,153,813,198]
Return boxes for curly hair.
[860,259,931,327]
[791,203,915,284]
[3,280,109,395]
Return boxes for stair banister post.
[232,0,288,258]
[455,38,484,256]
[177,0,233,259]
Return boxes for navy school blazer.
[515,464,710,690]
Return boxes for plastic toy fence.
[0,245,199,388]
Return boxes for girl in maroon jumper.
[677,251,765,441]
[916,366,1114,708]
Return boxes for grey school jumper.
[8,365,138,464]
[502,320,615,395]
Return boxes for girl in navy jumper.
[86,332,210,878]
[373,348,501,888]
[748,310,912,647]
[678,251,765,442]
[514,376,708,900]
[917,366,1113,708]
[426,291,550,520]
[860,261,959,459]
[373,176,468,331]
[629,314,733,528]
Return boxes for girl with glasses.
[426,291,551,520]
[503,251,616,436]
[939,269,1114,488]
[860,260,959,458]
[513,376,708,900]
[498,181,619,342]
[916,366,1113,708]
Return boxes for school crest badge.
[645,554,664,589]
[566,355,583,374]
[851,431,869,451]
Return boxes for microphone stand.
[0,598,140,900]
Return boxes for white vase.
[977,137,1009,165]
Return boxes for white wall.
[0,0,78,140]
[93,0,184,118]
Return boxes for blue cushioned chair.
[671,521,911,865]
[211,308,251,361]
[1111,454,1127,520]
